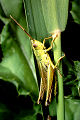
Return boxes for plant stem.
[53,33,64,120]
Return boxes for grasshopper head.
[31,39,45,50]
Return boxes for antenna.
[10,15,33,40]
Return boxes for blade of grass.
[53,33,64,120]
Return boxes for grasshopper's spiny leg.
[45,31,60,52]
[45,64,54,106]
[37,65,47,104]
[54,75,57,96]
[43,36,52,46]
[37,78,45,104]
[45,54,65,106]
[50,54,65,70]
[56,67,63,77]
[54,54,65,68]
[45,38,55,52]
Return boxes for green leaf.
[65,99,73,120]
[0,23,39,100]
[0,65,20,88]
[23,0,69,40]
[74,61,80,80]
[0,0,23,19]
[65,98,80,120]
[71,1,80,24]
[0,3,10,24]
[74,61,80,96]
[16,14,35,68]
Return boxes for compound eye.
[33,44,37,48]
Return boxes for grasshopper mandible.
[10,15,65,106]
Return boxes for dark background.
[61,1,80,61]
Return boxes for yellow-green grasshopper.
[10,15,65,106]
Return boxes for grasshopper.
[10,15,65,106]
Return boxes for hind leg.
[45,64,54,106]
[37,78,45,104]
